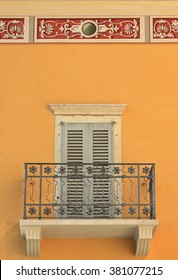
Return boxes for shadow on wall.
[40,238,136,260]
[4,223,27,259]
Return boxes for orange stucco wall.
[0,43,178,260]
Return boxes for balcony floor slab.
[20,219,158,239]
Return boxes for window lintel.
[49,104,127,116]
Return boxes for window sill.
[19,219,159,257]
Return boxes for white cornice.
[49,104,127,116]
[0,1,178,16]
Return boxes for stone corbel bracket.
[20,225,41,257]
[134,225,156,256]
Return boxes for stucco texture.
[0,43,178,259]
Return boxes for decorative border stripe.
[0,17,29,43]
[34,17,145,43]
[1,16,178,43]
[150,16,178,42]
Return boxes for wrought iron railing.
[23,163,156,219]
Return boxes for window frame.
[49,104,127,164]
[49,104,127,219]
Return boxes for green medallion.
[82,22,97,36]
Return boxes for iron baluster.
[39,164,42,219]
[137,164,140,219]
[23,163,27,219]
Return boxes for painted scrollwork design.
[37,18,140,40]
[153,19,178,39]
[0,19,24,39]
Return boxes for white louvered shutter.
[61,123,86,218]
[91,123,113,217]
[61,123,113,218]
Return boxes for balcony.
[19,163,159,257]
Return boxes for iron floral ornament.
[28,206,37,215]
[29,166,37,174]
[44,207,52,216]
[35,17,142,42]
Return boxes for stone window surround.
[48,104,127,164]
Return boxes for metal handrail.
[23,162,155,220]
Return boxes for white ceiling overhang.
[0,0,178,16]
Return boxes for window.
[61,122,113,218]
[61,122,113,163]
[49,104,126,162]
[49,104,127,218]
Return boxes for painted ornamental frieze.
[150,17,178,42]
[35,17,144,42]
[1,16,178,43]
[0,17,29,42]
